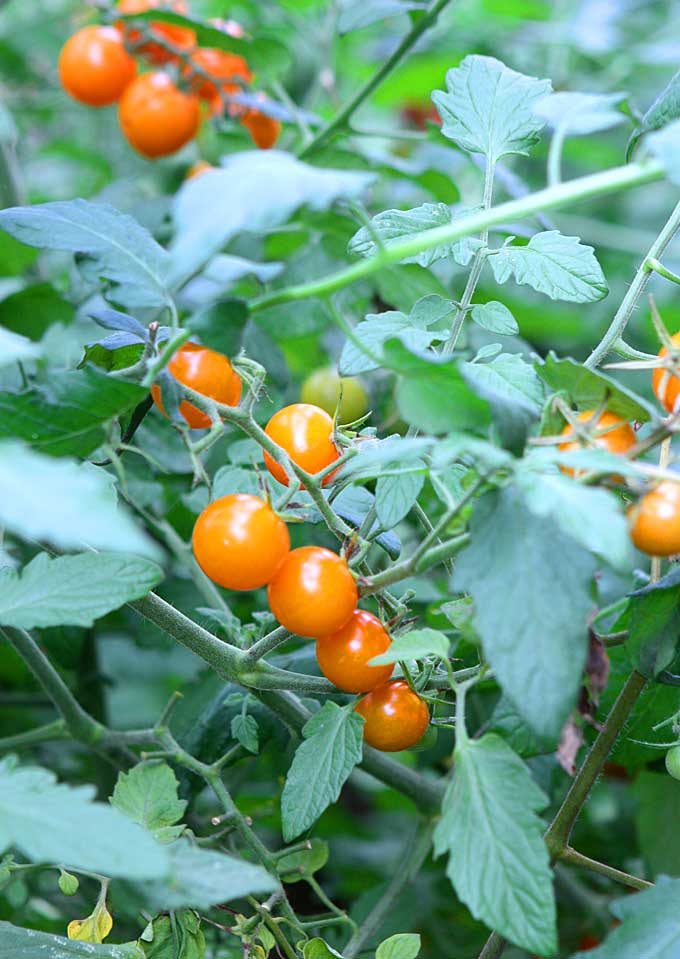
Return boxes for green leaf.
[487,696,557,758]
[568,877,680,957]
[375,469,424,529]
[370,628,449,666]
[276,838,329,883]
[212,466,264,500]
[0,282,74,341]
[0,368,148,457]
[453,487,596,738]
[375,933,421,959]
[432,55,551,163]
[0,756,168,880]
[339,295,454,376]
[140,911,206,959]
[489,232,608,303]
[381,340,490,435]
[0,327,39,367]
[470,301,519,335]
[231,714,260,754]
[628,68,680,159]
[0,552,162,629]
[133,840,275,911]
[535,91,626,136]
[534,353,655,423]
[281,702,363,841]
[646,119,680,187]
[171,153,373,286]
[338,1,423,33]
[0,442,160,559]
[433,734,556,955]
[0,922,144,958]
[625,567,680,678]
[348,203,484,268]
[460,352,543,450]
[112,762,187,845]
[0,200,170,310]
[633,772,680,878]
[302,939,345,959]
[515,458,632,571]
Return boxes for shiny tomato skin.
[186,47,252,102]
[119,72,201,158]
[653,331,680,413]
[59,26,137,107]
[193,494,290,591]
[240,103,281,149]
[117,0,195,65]
[666,745,680,780]
[151,341,241,429]
[267,546,357,639]
[316,610,394,693]
[355,680,429,752]
[558,410,635,476]
[264,404,339,486]
[629,480,680,557]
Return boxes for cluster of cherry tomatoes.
[151,341,429,752]
[58,1,280,159]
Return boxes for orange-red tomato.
[577,934,601,951]
[240,100,282,149]
[151,342,241,429]
[119,72,201,158]
[316,610,394,693]
[629,480,680,556]
[117,0,195,65]
[264,404,339,486]
[186,47,252,104]
[558,410,636,474]
[653,331,680,413]
[59,26,137,107]
[267,547,357,639]
[193,494,290,591]
[355,680,429,752]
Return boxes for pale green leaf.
[0,328,40,367]
[489,232,608,302]
[534,91,626,135]
[112,762,187,845]
[470,301,518,335]
[375,933,421,959]
[370,628,449,666]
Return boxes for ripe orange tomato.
[151,342,241,429]
[267,547,357,639]
[558,410,636,474]
[240,100,282,149]
[117,0,195,65]
[186,47,252,105]
[629,480,680,556]
[355,680,429,752]
[316,610,394,693]
[59,26,137,107]
[193,494,290,591]
[118,72,201,158]
[264,404,339,486]
[653,331,680,413]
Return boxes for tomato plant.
[5,1,680,958]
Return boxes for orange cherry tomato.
[558,410,636,475]
[118,72,201,158]
[653,331,680,413]
[117,0,195,65]
[186,47,252,104]
[240,100,282,149]
[629,480,680,556]
[355,680,429,752]
[267,546,357,639]
[151,342,241,429]
[59,26,137,107]
[263,404,339,486]
[193,494,290,591]
[316,610,394,693]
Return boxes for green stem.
[0,719,68,752]
[343,822,433,958]
[559,847,653,892]
[250,160,664,315]
[585,197,680,368]
[244,627,292,664]
[298,0,455,159]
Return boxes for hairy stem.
[559,847,653,892]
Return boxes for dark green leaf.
[0,923,144,958]
[112,762,187,845]
[0,283,74,340]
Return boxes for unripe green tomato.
[58,870,79,896]
[300,367,369,423]
[666,745,680,780]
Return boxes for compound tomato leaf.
[568,878,680,957]
[281,702,363,841]
[433,734,556,956]
[0,922,144,957]
[112,762,187,845]
[432,55,551,163]
[231,713,260,754]
[375,467,425,529]
[452,487,596,739]
[489,232,608,303]
[0,553,162,630]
